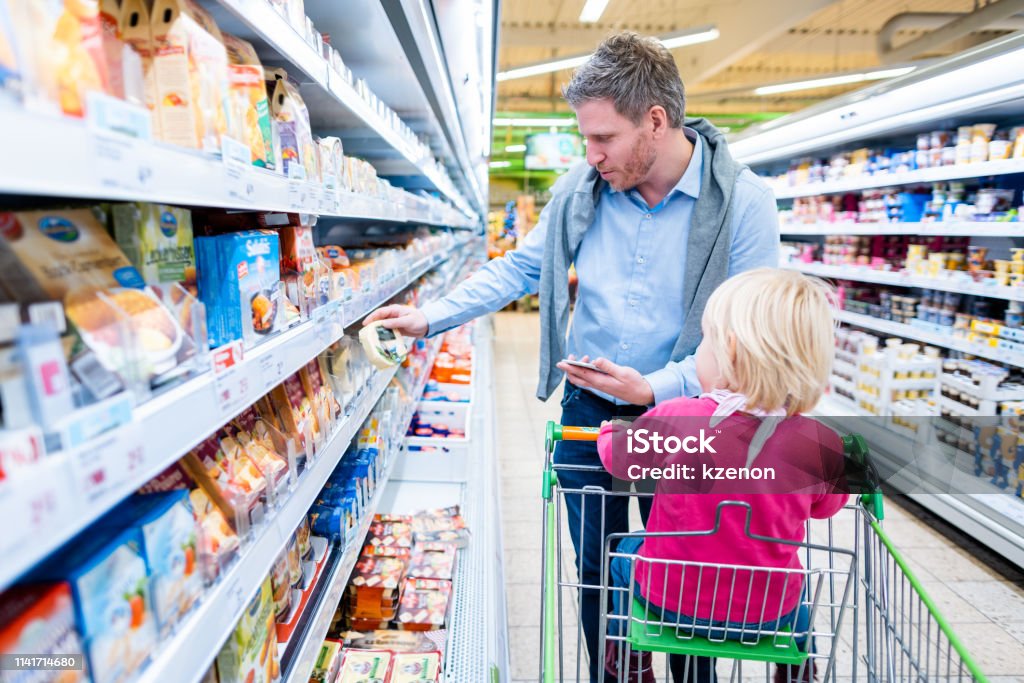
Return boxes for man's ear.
[648,105,669,137]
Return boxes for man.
[365,32,779,681]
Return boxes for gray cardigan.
[535,118,745,401]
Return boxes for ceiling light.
[493,117,577,127]
[496,25,718,82]
[489,160,512,168]
[660,26,719,50]
[754,66,916,96]
[505,144,527,152]
[579,0,610,23]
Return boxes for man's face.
[575,98,656,192]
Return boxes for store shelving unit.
[783,261,1024,302]
[780,222,1024,237]
[0,248,459,592]
[833,310,1024,369]
[770,159,1024,200]
[279,333,445,682]
[0,106,474,228]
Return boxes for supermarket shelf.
[203,0,475,218]
[771,158,1024,200]
[282,335,445,683]
[138,365,399,683]
[785,261,1024,302]
[781,221,1024,237]
[833,309,1024,369]
[0,250,454,592]
[0,107,474,228]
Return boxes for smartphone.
[562,359,608,374]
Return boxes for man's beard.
[608,135,656,192]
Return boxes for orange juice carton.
[32,527,158,683]
[0,583,89,683]
[216,575,281,683]
[223,32,273,169]
[120,0,161,135]
[151,0,232,151]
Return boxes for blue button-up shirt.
[421,128,780,404]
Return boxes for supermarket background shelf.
[833,310,1024,369]
[280,334,445,682]
[0,107,474,228]
[780,222,1024,237]
[770,158,1024,200]
[784,261,1024,302]
[137,365,399,683]
[204,0,477,217]
[0,249,456,593]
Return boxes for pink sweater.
[597,396,849,622]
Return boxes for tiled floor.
[493,312,1024,682]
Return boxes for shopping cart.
[539,421,989,682]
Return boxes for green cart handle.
[842,434,884,521]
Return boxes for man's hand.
[557,355,655,406]
[363,304,429,338]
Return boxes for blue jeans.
[609,536,813,682]
[555,383,650,683]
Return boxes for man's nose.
[586,146,605,167]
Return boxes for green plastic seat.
[625,597,810,666]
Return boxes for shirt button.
[628,299,637,307]
[644,213,652,219]
[637,256,645,264]
[621,342,629,350]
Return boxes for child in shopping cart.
[597,268,850,683]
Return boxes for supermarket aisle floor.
[493,312,1024,682]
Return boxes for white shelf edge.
[784,261,1024,302]
[0,106,474,229]
[281,337,445,682]
[211,0,473,216]
[771,159,1024,199]
[137,365,398,683]
[0,248,460,591]
[780,221,1024,237]
[833,309,1024,369]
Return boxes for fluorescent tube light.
[754,66,916,95]
[579,0,610,23]
[496,25,718,81]
[505,144,527,152]
[489,160,512,168]
[493,117,577,127]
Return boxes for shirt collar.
[605,126,703,202]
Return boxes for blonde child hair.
[701,268,835,416]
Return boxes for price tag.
[222,136,254,203]
[86,92,154,192]
[259,353,285,391]
[319,187,335,215]
[288,181,310,212]
[69,423,143,504]
[211,341,250,417]
[225,575,247,616]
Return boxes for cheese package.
[270,369,320,450]
[0,0,24,103]
[358,321,408,370]
[391,652,442,682]
[279,225,319,309]
[120,0,160,135]
[316,136,344,190]
[0,583,89,683]
[396,578,452,632]
[270,547,292,621]
[223,32,273,168]
[112,202,196,286]
[151,0,232,151]
[408,543,457,581]
[267,68,317,180]
[337,649,392,683]
[127,491,203,635]
[34,527,159,683]
[341,629,442,656]
[7,0,112,116]
[97,0,126,99]
[309,638,343,683]
[195,229,282,347]
[216,576,281,683]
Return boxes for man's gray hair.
[563,32,686,128]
